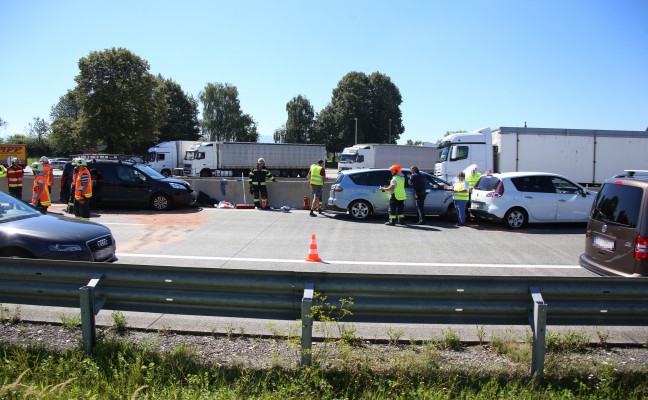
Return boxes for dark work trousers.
[415,191,427,222]
[389,194,405,222]
[8,186,22,200]
[252,185,268,208]
[74,198,91,219]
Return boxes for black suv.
[60,159,195,211]
[580,170,648,277]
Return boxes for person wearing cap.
[73,158,93,220]
[249,157,276,209]
[6,157,24,200]
[380,164,407,226]
[30,161,51,213]
[306,159,326,217]
[40,156,54,194]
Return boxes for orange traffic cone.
[305,234,322,262]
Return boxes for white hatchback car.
[470,172,596,229]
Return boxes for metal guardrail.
[2,258,648,381]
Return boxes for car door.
[401,171,417,214]
[111,165,151,206]
[512,176,558,221]
[552,176,593,221]
[423,174,452,215]
[366,170,393,214]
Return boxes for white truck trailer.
[337,143,438,172]
[147,141,203,177]
[184,142,327,178]
[435,127,648,185]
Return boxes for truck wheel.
[503,208,527,229]
[161,169,171,177]
[280,170,290,178]
[300,170,309,178]
[200,170,212,178]
[151,193,172,211]
[348,200,372,220]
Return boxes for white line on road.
[117,253,581,269]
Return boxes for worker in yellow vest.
[465,166,481,221]
[0,164,6,178]
[380,164,407,226]
[307,159,326,217]
[446,172,470,226]
[30,162,51,213]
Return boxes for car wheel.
[443,203,457,222]
[348,200,372,220]
[151,193,172,211]
[504,208,527,229]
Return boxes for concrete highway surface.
[9,203,648,345]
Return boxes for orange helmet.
[389,164,402,175]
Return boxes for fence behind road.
[1,257,647,381]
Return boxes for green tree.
[50,90,84,155]
[406,139,424,145]
[157,77,201,142]
[284,95,315,143]
[26,117,53,156]
[273,125,286,143]
[314,71,403,154]
[199,82,258,142]
[74,48,167,153]
[0,117,6,128]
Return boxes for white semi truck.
[338,143,438,172]
[435,127,648,185]
[184,142,327,178]
[147,141,204,177]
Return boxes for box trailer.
[338,143,438,172]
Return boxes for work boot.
[310,210,316,217]
[415,220,424,225]
[385,220,395,226]
[318,208,323,215]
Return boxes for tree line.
[0,47,404,158]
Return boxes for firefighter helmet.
[40,156,49,163]
[74,157,88,167]
[389,164,402,175]
[31,162,44,172]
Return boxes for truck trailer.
[1,144,27,167]
[338,143,438,172]
[147,141,204,177]
[184,142,327,178]
[435,127,648,185]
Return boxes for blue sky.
[1,0,646,144]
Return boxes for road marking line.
[101,223,148,226]
[117,253,581,269]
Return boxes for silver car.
[327,168,455,220]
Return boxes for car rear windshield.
[475,176,500,191]
[591,183,643,228]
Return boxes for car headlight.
[169,183,187,190]
[48,244,84,252]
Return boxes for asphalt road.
[11,203,648,345]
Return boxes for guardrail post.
[301,282,314,366]
[529,286,547,382]
[80,274,103,355]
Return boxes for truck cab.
[435,127,493,182]
[338,145,368,171]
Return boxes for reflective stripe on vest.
[32,175,51,206]
[43,163,54,186]
[309,165,323,186]
[7,166,23,187]
[393,175,406,200]
[75,168,93,198]
[453,181,469,200]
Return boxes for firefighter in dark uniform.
[249,158,276,209]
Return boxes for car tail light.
[486,181,504,198]
[635,236,648,260]
[333,186,343,192]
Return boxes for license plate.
[593,236,615,252]
[471,201,484,210]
